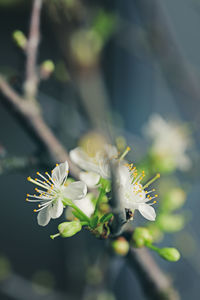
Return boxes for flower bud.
[112,237,129,256]
[40,60,55,79]
[12,30,27,49]
[132,227,153,248]
[58,221,82,238]
[158,247,180,262]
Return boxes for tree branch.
[0,75,80,178]
[127,247,179,300]
[24,0,43,100]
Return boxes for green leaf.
[58,221,82,238]
[100,213,113,224]
[90,216,99,228]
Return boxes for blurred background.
[0,0,200,299]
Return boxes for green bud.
[163,188,186,212]
[58,220,82,238]
[12,30,27,49]
[132,227,153,248]
[158,214,185,232]
[158,247,181,262]
[112,237,129,256]
[40,60,55,79]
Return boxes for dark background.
[0,0,200,299]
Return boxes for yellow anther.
[34,209,37,212]
[27,176,31,181]
[155,194,158,197]
[56,163,59,167]
[26,198,28,201]
[127,146,131,151]
[36,172,39,175]
[153,200,157,204]
[27,193,29,196]
[35,178,37,181]
[38,204,41,208]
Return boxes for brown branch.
[24,0,43,100]
[0,75,80,179]
[127,247,180,300]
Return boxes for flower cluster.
[26,142,181,262]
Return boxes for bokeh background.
[0,0,200,299]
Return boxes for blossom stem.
[80,221,89,226]
[50,233,60,240]
[145,242,159,252]
[94,188,105,216]
[70,202,91,224]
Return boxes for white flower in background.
[26,161,87,226]
[144,114,191,171]
[117,163,159,221]
[73,193,95,217]
[70,144,118,187]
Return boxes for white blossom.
[73,193,95,217]
[26,161,87,226]
[117,163,159,221]
[70,144,118,187]
[144,114,191,171]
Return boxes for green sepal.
[58,221,82,238]
[100,213,113,224]
[72,210,90,223]
[90,216,99,229]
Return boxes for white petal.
[50,200,64,219]
[104,144,118,159]
[73,194,95,217]
[63,181,87,200]
[70,147,100,173]
[80,171,100,188]
[37,206,51,226]
[138,204,156,221]
[52,161,69,186]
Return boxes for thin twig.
[127,247,180,300]
[0,75,80,178]
[0,155,42,175]
[24,0,43,100]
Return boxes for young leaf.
[72,210,89,222]
[90,215,99,228]
[100,213,113,224]
[58,221,82,238]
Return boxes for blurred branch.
[24,0,43,100]
[135,0,200,120]
[0,155,44,175]
[0,75,80,178]
[127,247,179,300]
[0,272,68,300]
